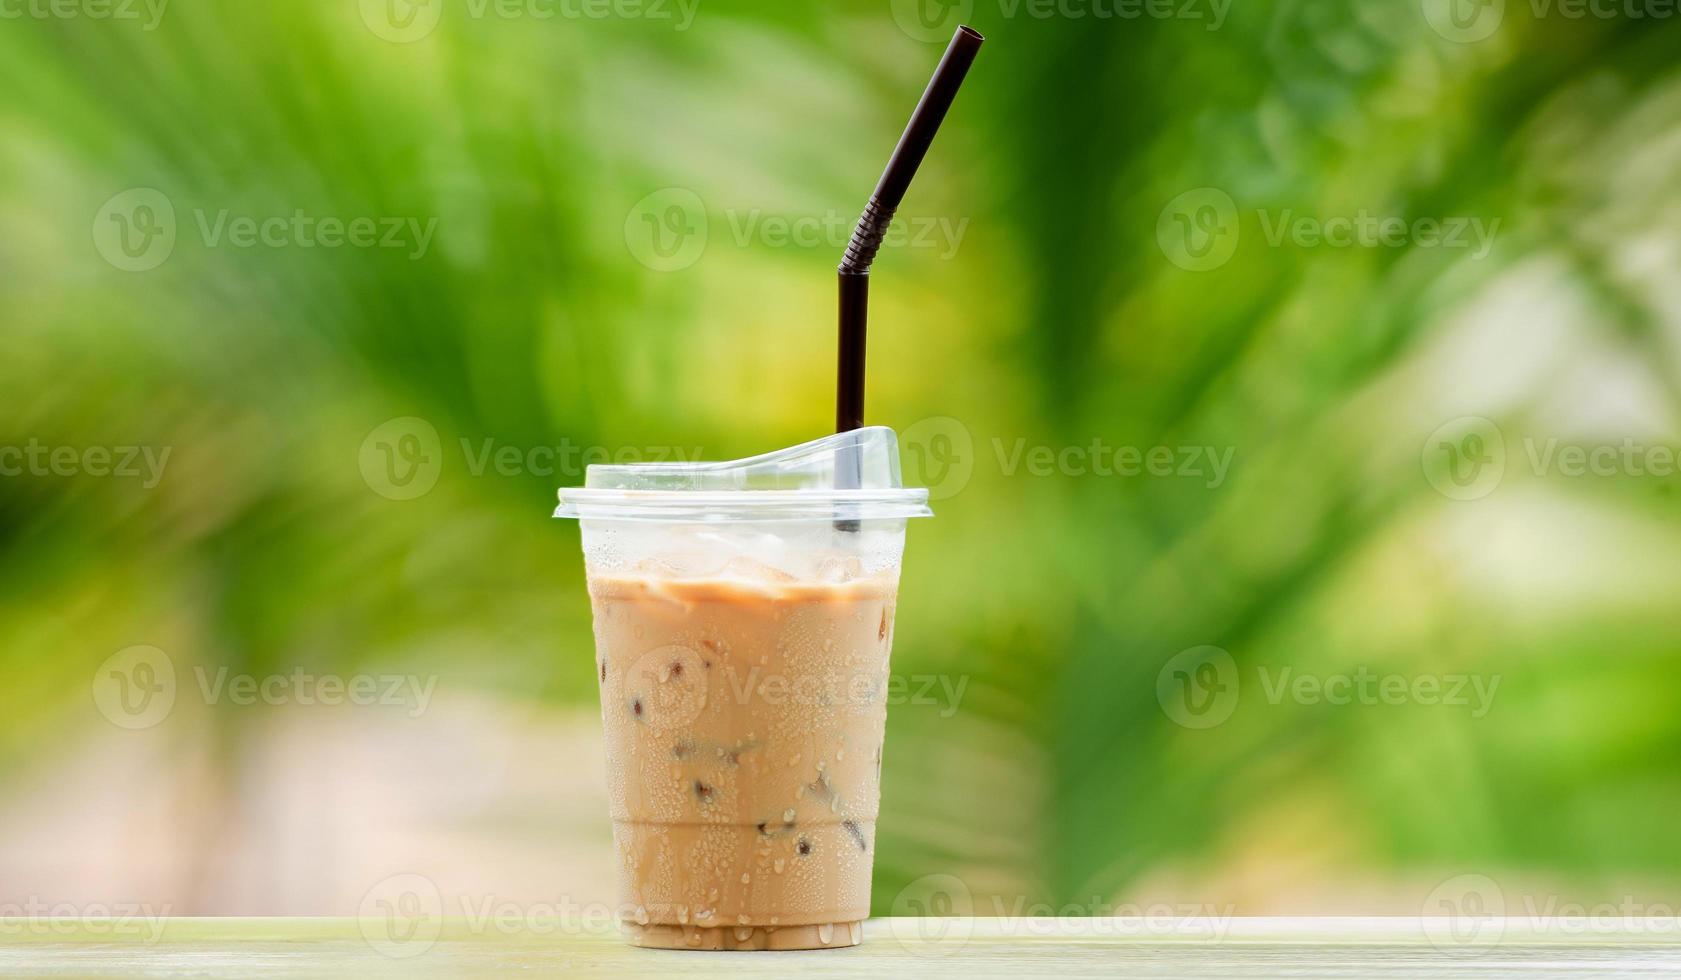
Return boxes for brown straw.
[836,25,984,435]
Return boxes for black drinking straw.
[836,25,984,436]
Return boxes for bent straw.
[836,25,984,435]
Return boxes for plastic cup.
[553,427,931,950]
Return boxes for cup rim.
[553,487,932,522]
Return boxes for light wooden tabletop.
[0,917,1677,977]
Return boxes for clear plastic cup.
[554,427,931,950]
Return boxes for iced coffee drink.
[555,428,929,950]
[591,569,894,949]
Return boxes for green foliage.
[3,0,1680,912]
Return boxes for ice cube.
[814,555,864,583]
[633,557,684,578]
[719,556,796,583]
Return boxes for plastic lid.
[553,427,932,523]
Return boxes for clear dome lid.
[553,427,932,523]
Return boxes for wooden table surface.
[1,917,1678,977]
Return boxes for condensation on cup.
[554,427,931,950]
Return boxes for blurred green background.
[3,0,1681,920]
